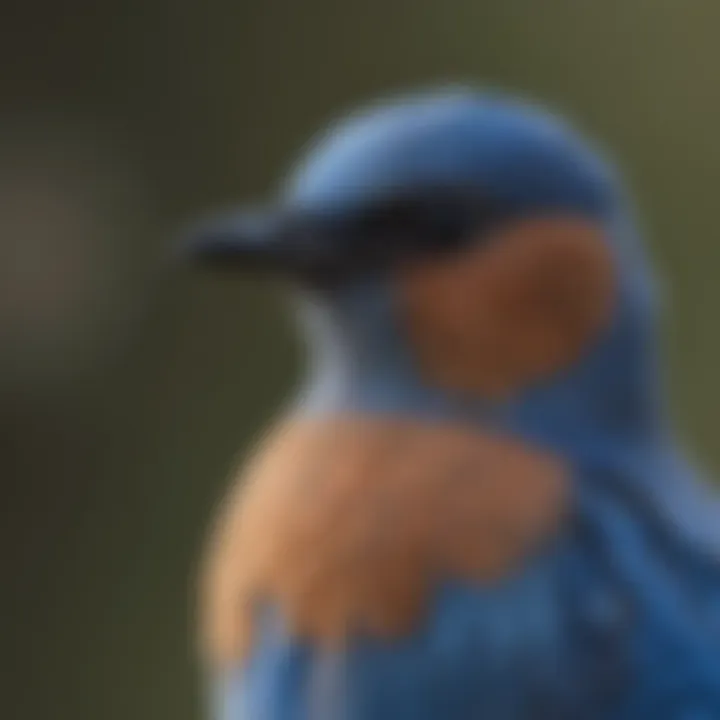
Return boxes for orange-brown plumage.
[399,217,616,397]
[201,416,569,669]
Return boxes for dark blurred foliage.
[2,1,720,718]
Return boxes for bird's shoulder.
[201,414,568,667]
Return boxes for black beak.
[183,186,507,285]
[183,206,344,284]
[186,208,299,271]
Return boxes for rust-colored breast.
[201,416,568,667]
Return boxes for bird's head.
[188,88,664,457]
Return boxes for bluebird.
[187,87,720,719]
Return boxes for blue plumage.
[192,87,720,719]
[213,463,720,719]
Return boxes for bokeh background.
[3,1,720,717]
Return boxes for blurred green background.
[3,1,720,717]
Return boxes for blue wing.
[213,556,576,720]
[212,459,720,720]
[580,454,720,719]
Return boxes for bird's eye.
[354,198,429,241]
[350,190,498,261]
[297,188,507,283]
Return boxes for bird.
[187,87,720,719]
